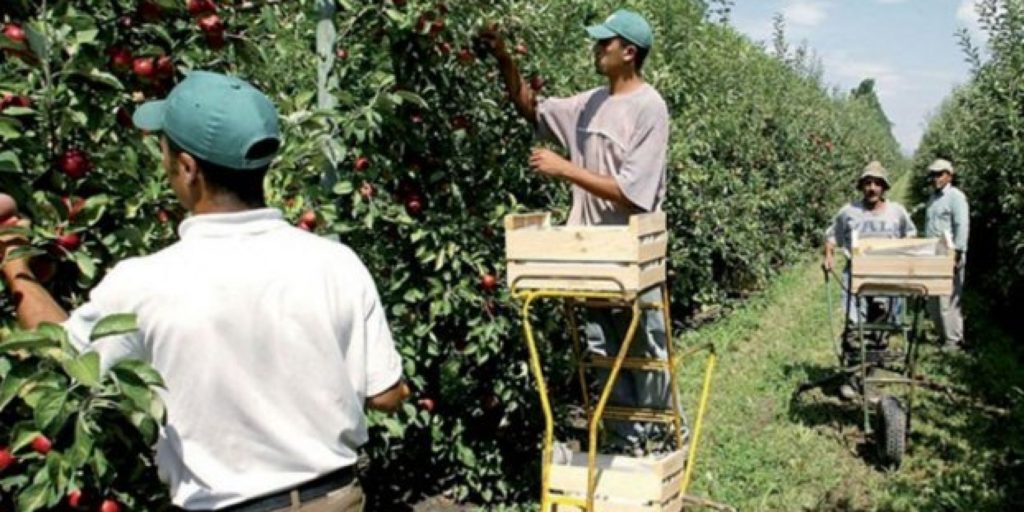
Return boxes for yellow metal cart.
[505,212,716,512]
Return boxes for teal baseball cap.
[133,71,281,170]
[586,9,654,49]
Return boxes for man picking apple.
[0,71,408,511]
[480,10,672,453]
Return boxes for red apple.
[0,447,14,471]
[430,19,445,37]
[405,195,423,216]
[132,57,155,79]
[437,41,451,55]
[187,0,217,16]
[299,210,317,227]
[0,92,30,112]
[410,114,423,125]
[359,181,375,199]
[155,55,174,78]
[354,156,370,172]
[2,23,26,45]
[451,115,470,131]
[116,106,133,128]
[205,31,226,50]
[30,435,51,455]
[99,499,121,512]
[138,1,162,21]
[107,47,133,72]
[0,193,17,221]
[57,232,82,251]
[417,398,435,412]
[198,13,224,34]
[457,48,474,64]
[530,75,546,91]
[480,273,497,292]
[67,489,83,508]
[59,148,91,179]
[157,209,170,224]
[335,48,348,60]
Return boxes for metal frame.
[513,277,716,511]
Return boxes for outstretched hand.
[476,23,507,60]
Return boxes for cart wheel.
[876,395,906,468]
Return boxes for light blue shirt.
[925,184,969,252]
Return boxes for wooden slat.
[549,453,666,503]
[638,234,669,265]
[546,450,688,512]
[508,262,650,294]
[504,212,550,231]
[851,277,953,296]
[638,260,667,291]
[506,227,639,262]
[631,211,667,237]
[852,237,945,255]
[852,256,954,278]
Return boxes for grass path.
[675,256,1020,510]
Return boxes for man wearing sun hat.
[0,71,408,511]
[924,158,970,351]
[823,162,916,396]
[479,10,672,453]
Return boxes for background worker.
[924,158,970,351]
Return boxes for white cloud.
[782,1,827,27]
[875,0,909,3]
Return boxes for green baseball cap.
[133,71,281,170]
[586,9,654,49]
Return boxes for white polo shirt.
[62,208,403,510]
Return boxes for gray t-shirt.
[537,84,670,226]
[825,200,918,252]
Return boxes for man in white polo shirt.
[0,71,408,511]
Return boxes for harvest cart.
[797,233,956,468]
[505,211,716,511]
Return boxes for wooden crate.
[504,212,667,296]
[850,235,955,296]
[547,448,687,512]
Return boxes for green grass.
[675,256,1022,511]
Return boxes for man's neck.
[863,198,886,211]
[607,72,645,95]
[191,195,260,215]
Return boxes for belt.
[207,466,357,512]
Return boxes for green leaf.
[33,389,68,433]
[332,180,354,195]
[112,367,151,413]
[89,314,138,342]
[0,330,58,353]
[15,479,51,512]
[62,352,100,388]
[66,415,95,469]
[110,359,165,388]
[69,250,96,281]
[0,363,35,412]
[0,150,21,173]
[81,68,123,90]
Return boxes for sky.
[727,0,987,155]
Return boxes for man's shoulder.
[949,185,968,201]
[887,201,910,215]
[634,84,669,115]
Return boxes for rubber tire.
[876,395,907,468]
